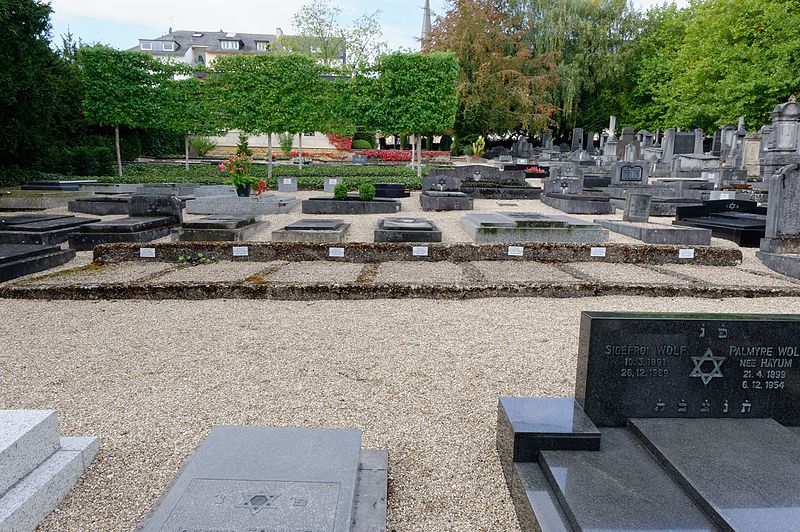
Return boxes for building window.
[140,42,152,50]
[221,40,239,50]
[257,41,270,51]
[162,42,175,51]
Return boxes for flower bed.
[357,150,451,162]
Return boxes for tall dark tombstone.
[571,128,584,152]
[498,312,800,532]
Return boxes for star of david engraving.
[690,348,726,385]
[237,493,280,515]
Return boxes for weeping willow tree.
[522,0,643,132]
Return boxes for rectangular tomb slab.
[630,418,800,532]
[182,216,258,230]
[576,312,800,427]
[374,218,442,243]
[139,426,383,532]
[540,428,716,532]
[272,220,350,243]
[79,216,176,234]
[285,219,347,231]
[0,216,71,228]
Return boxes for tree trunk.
[417,135,423,179]
[185,135,190,171]
[268,133,273,180]
[298,134,303,168]
[114,124,123,178]
[410,134,415,169]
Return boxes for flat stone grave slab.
[420,191,474,212]
[186,194,300,215]
[175,216,267,242]
[630,418,800,531]
[271,219,350,243]
[21,180,97,191]
[79,217,175,233]
[139,426,387,532]
[0,215,71,227]
[595,219,712,245]
[0,215,100,245]
[374,183,410,198]
[674,200,767,247]
[0,190,85,211]
[0,244,76,283]
[68,195,131,215]
[541,192,615,214]
[539,428,716,531]
[374,218,443,243]
[302,197,402,215]
[462,212,608,244]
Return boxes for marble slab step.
[509,462,571,532]
[0,411,60,496]
[630,418,800,532]
[540,428,717,532]
[0,436,99,532]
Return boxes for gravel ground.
[2,296,800,531]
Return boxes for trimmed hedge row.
[96,163,430,189]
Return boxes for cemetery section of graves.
[2,295,799,531]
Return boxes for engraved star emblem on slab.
[690,348,726,385]
[237,493,279,515]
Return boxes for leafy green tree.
[212,54,325,178]
[162,75,226,170]
[276,0,387,72]
[376,52,459,177]
[80,46,172,176]
[427,0,560,147]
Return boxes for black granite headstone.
[619,165,643,182]
[577,312,800,427]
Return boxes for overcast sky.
[49,0,689,51]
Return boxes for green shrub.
[333,183,349,200]
[191,137,218,157]
[353,131,376,149]
[236,133,253,156]
[359,182,376,201]
[439,135,452,152]
[351,139,372,150]
[463,145,474,156]
[277,132,294,157]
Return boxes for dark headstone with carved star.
[576,312,800,427]
[138,426,387,531]
[497,312,800,532]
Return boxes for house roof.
[131,30,281,55]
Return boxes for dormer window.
[221,40,239,50]
[256,41,270,51]
[140,41,152,50]
[192,32,203,38]
[162,42,175,51]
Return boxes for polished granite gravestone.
[68,195,131,215]
[68,195,182,251]
[0,244,76,282]
[302,196,401,215]
[0,215,100,245]
[674,199,767,247]
[498,312,800,532]
[451,165,542,199]
[138,426,387,532]
[0,190,86,211]
[172,216,267,242]
[374,218,443,243]
[757,164,800,279]
[186,186,300,215]
[594,219,712,245]
[271,219,350,243]
[420,190,474,211]
[462,212,608,243]
[374,183,410,198]
[611,161,650,186]
[0,410,98,532]
[541,192,615,214]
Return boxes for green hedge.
[93,163,429,190]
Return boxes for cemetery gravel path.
[2,296,800,531]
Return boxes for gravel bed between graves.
[2,296,799,531]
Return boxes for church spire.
[421,0,432,48]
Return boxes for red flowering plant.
[219,152,254,189]
[525,166,546,175]
[253,179,270,196]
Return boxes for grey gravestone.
[577,312,800,427]
[352,154,368,165]
[272,219,350,243]
[419,191,473,212]
[374,218,442,243]
[673,132,696,155]
[0,244,76,282]
[454,165,501,182]
[286,219,347,231]
[323,177,343,193]
[139,426,387,532]
[611,162,648,185]
[129,194,183,223]
[278,176,298,193]
[622,193,651,223]
[571,128,584,152]
[422,174,462,192]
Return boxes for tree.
[213,54,325,178]
[162,75,226,170]
[80,46,171,176]
[0,0,62,168]
[376,52,459,177]
[427,0,559,148]
[275,0,387,73]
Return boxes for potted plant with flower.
[219,152,255,197]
